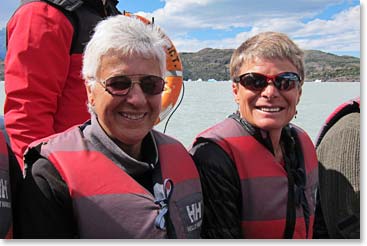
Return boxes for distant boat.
[314,79,322,83]
[207,79,217,82]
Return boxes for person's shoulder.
[191,140,240,185]
[289,123,314,142]
[191,140,231,166]
[198,117,238,136]
[289,123,307,134]
[19,0,83,12]
[11,0,73,24]
[28,156,54,174]
[151,129,186,147]
[25,156,70,192]
[321,112,360,145]
[42,0,83,11]
[191,139,223,154]
[333,112,360,130]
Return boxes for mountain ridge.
[179,48,360,82]
[0,48,360,82]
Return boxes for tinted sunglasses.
[99,74,165,96]
[233,72,301,91]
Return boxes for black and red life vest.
[29,126,203,239]
[0,132,12,239]
[196,118,318,239]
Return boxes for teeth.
[260,107,281,112]
[120,112,145,120]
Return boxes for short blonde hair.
[230,32,304,85]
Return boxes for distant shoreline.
[0,48,360,82]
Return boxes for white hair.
[82,15,169,88]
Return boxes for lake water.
[154,81,360,148]
[0,81,360,148]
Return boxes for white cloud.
[1,0,360,56]
[141,0,344,31]
[140,0,359,55]
[293,5,360,52]
[295,5,359,36]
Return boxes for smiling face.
[233,58,302,134]
[87,54,162,152]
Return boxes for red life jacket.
[316,97,360,148]
[0,132,12,239]
[197,118,318,239]
[31,126,203,239]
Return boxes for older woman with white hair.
[16,15,203,239]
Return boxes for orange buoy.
[123,12,183,124]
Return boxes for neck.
[117,141,142,160]
[268,130,283,162]
[274,144,283,163]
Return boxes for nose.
[261,79,280,99]
[125,82,147,106]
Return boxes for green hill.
[180,49,360,82]
[180,48,232,81]
[0,49,360,82]
[303,50,360,82]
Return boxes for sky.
[0,0,361,58]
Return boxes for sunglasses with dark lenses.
[233,72,301,91]
[100,74,165,96]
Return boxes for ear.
[296,87,302,105]
[232,82,240,104]
[86,83,95,106]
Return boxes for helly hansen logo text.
[186,202,202,232]
[186,202,202,223]
[0,178,8,199]
[0,178,11,208]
